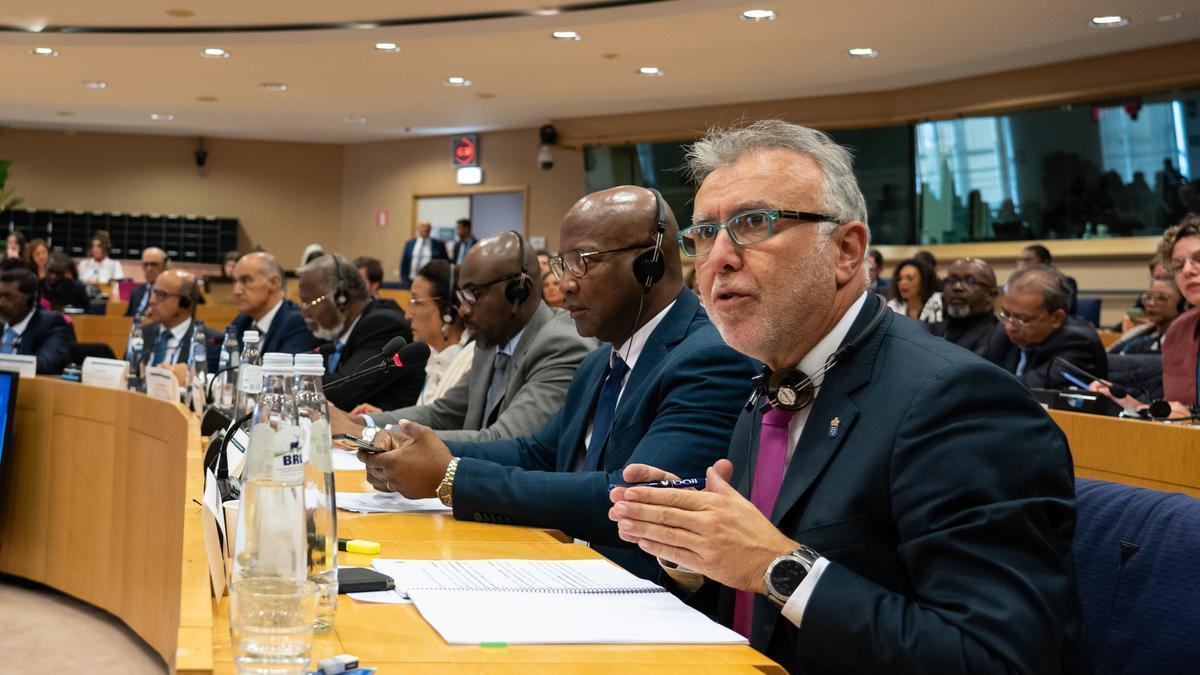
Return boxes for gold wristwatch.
[436,457,461,507]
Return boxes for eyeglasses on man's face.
[943,274,989,290]
[456,274,520,305]
[677,209,836,257]
[548,243,654,280]
[997,309,1046,329]
[298,293,331,312]
[151,288,182,302]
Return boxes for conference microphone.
[322,338,427,394]
[1051,357,1132,398]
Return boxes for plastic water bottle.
[236,330,263,418]
[230,353,316,675]
[294,353,338,634]
[125,323,145,391]
[187,321,210,410]
[217,326,241,413]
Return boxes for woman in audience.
[541,269,565,309]
[221,250,240,279]
[42,250,91,310]
[5,231,26,260]
[77,230,123,285]
[26,238,49,278]
[886,258,942,323]
[1107,277,1185,354]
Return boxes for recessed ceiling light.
[31,47,58,56]
[551,30,581,40]
[344,115,367,124]
[847,47,879,58]
[740,9,777,22]
[149,113,175,121]
[476,92,498,100]
[165,8,195,18]
[1089,15,1129,28]
[56,111,74,117]
[201,47,229,59]
[638,66,664,76]
[83,80,108,89]
[601,53,620,60]
[259,82,288,92]
[1157,12,1182,22]
[196,95,218,102]
[374,42,401,52]
[445,76,472,87]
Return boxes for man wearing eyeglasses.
[298,253,421,412]
[138,269,220,380]
[929,258,999,356]
[606,120,1086,673]
[0,258,73,374]
[226,251,320,355]
[125,247,168,321]
[331,232,594,442]
[355,186,754,580]
[984,264,1107,390]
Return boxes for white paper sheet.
[335,490,450,514]
[332,447,366,471]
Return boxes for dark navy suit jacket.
[227,299,320,356]
[125,283,151,317]
[398,237,448,289]
[12,307,75,374]
[704,293,1087,673]
[446,290,756,580]
[139,320,222,371]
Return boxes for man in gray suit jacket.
[331,232,594,442]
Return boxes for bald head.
[149,269,197,327]
[141,247,168,284]
[463,231,538,284]
[944,258,998,319]
[457,231,541,348]
[232,251,284,320]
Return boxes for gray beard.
[311,317,345,342]
[946,304,981,319]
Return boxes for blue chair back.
[1074,298,1101,326]
[1073,478,1200,673]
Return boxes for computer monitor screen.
[0,371,18,495]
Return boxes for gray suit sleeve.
[370,365,474,428]
[436,317,595,443]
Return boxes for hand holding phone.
[332,433,389,455]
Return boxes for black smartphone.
[337,566,395,594]
[332,433,388,454]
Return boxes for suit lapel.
[556,351,609,472]
[608,293,696,441]
[769,393,860,524]
[465,348,495,430]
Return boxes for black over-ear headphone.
[631,187,667,294]
[442,263,458,325]
[331,256,352,308]
[749,301,890,412]
[504,230,532,313]
[178,276,198,310]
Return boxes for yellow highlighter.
[337,538,381,555]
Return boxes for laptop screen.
[0,371,18,487]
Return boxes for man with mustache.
[930,257,999,356]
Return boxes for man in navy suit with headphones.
[608,121,1087,672]
[227,252,320,356]
[138,269,221,379]
[0,258,73,374]
[357,186,757,580]
[297,253,423,412]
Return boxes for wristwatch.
[360,426,379,444]
[763,545,820,609]
[436,457,461,507]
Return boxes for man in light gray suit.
[330,231,595,442]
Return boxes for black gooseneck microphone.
[323,337,427,394]
[1052,357,1186,420]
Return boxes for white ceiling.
[0,0,1197,144]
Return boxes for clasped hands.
[356,420,452,499]
[608,458,798,594]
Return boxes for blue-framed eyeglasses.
[677,209,837,257]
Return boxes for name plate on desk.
[0,354,36,377]
[146,366,181,402]
[81,357,129,390]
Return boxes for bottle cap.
[261,352,293,373]
[242,330,260,343]
[294,353,325,375]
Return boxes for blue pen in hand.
[609,478,706,490]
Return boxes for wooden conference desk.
[0,377,779,674]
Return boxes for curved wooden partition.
[0,376,211,673]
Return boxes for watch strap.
[437,457,461,507]
[764,545,820,609]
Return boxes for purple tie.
[734,405,795,638]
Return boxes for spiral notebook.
[373,559,747,645]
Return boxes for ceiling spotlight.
[374,42,401,52]
[344,115,368,124]
[259,82,288,92]
[1089,15,1129,28]
[638,66,664,76]
[32,47,58,56]
[150,113,175,121]
[56,111,74,117]
[847,47,879,58]
[445,76,472,87]
[83,80,108,89]
[1157,13,1182,22]
[201,47,230,58]
[165,9,195,18]
[551,31,581,40]
[196,95,218,102]
[740,9,777,22]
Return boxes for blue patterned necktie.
[150,330,171,366]
[1,327,17,354]
[1015,349,1029,377]
[327,341,343,374]
[580,355,630,472]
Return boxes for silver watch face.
[361,426,378,443]
[769,558,808,598]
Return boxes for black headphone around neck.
[631,187,667,293]
[748,300,890,413]
[504,230,532,313]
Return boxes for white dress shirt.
[253,299,284,337]
[78,257,124,285]
[410,237,433,281]
[3,307,37,350]
[416,336,474,406]
[157,318,193,365]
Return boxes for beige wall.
[0,127,343,267]
[338,128,584,279]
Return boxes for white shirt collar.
[611,299,676,372]
[6,307,36,336]
[255,298,283,335]
[498,326,526,357]
[337,312,362,345]
[794,291,869,394]
[167,317,193,344]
